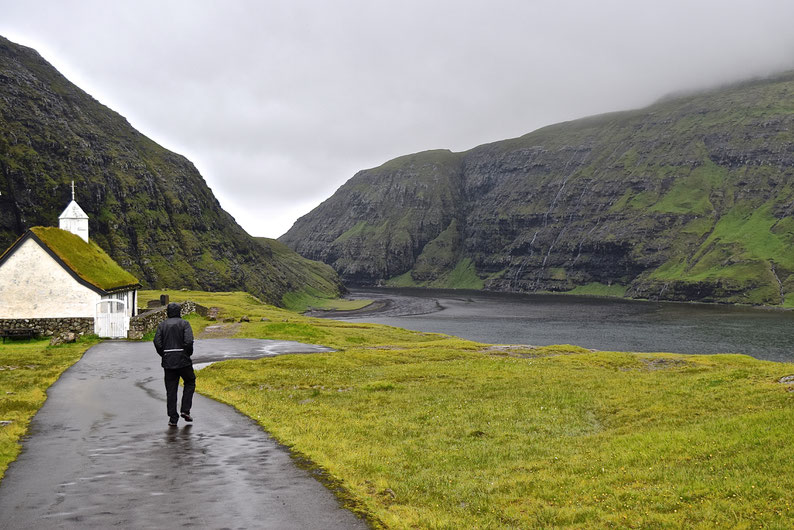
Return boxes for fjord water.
[344,288,794,362]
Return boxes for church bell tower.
[58,181,89,242]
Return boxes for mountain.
[281,72,794,305]
[0,35,342,306]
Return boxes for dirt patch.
[481,344,546,358]
[641,358,689,370]
[198,323,241,339]
[480,344,598,358]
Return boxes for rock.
[239,316,250,323]
[0,420,13,427]
[207,316,217,321]
[223,317,236,323]
[49,332,76,346]
[260,317,270,322]
[379,488,396,500]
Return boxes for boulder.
[49,332,76,346]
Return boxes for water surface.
[340,288,794,362]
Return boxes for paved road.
[0,339,368,529]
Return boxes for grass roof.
[29,227,140,292]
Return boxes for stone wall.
[0,317,94,338]
[127,301,208,339]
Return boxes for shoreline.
[301,287,794,361]
[306,285,794,321]
[305,289,448,320]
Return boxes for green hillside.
[282,72,794,305]
[0,35,341,305]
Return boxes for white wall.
[0,238,100,318]
[59,217,89,242]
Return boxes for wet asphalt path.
[0,339,368,529]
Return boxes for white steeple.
[59,180,89,242]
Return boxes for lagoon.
[338,288,794,362]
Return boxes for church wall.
[0,238,100,318]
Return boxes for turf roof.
[28,227,140,292]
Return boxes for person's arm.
[153,323,164,356]
[183,320,194,357]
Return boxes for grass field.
[5,290,793,527]
[0,337,97,480]
[148,290,794,528]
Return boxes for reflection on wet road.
[0,340,365,529]
[191,338,335,370]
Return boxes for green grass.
[384,271,419,288]
[139,289,283,319]
[27,227,140,290]
[0,337,97,481]
[282,287,373,313]
[139,288,370,318]
[384,258,484,290]
[438,258,484,290]
[567,282,627,297]
[186,291,794,528]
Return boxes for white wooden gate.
[95,299,129,338]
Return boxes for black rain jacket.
[153,303,194,369]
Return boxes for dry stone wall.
[0,317,93,337]
[127,301,208,339]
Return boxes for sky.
[2,1,794,238]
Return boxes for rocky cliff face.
[0,36,342,306]
[281,72,794,305]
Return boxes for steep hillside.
[0,36,342,305]
[282,72,794,305]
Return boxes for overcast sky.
[2,1,794,238]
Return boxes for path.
[0,339,368,529]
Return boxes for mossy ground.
[29,227,139,290]
[163,290,794,528]
[567,282,628,298]
[282,288,373,313]
[386,258,484,290]
[0,336,97,481]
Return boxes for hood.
[166,302,182,318]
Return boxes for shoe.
[180,412,193,422]
[168,419,178,426]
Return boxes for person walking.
[153,302,195,426]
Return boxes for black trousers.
[164,366,196,421]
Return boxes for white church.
[0,185,141,338]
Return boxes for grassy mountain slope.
[0,36,341,305]
[282,72,794,304]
